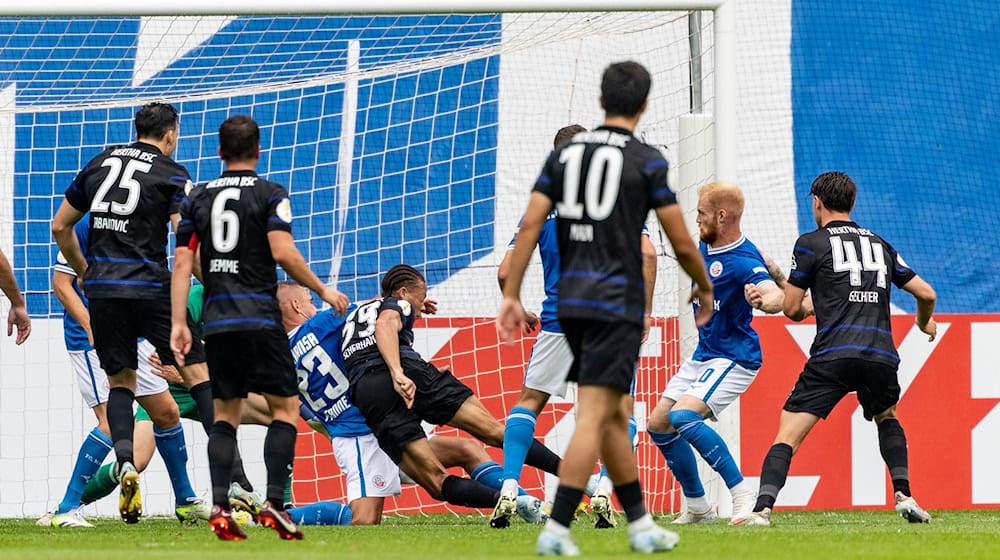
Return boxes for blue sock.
[649,429,705,498]
[472,461,526,496]
[670,409,744,488]
[153,423,197,506]
[56,428,113,514]
[502,407,537,483]
[288,501,353,525]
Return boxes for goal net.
[0,9,728,518]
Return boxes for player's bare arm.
[655,204,713,327]
[901,275,937,341]
[782,283,814,322]
[0,248,30,344]
[51,200,88,279]
[374,309,415,406]
[268,229,348,314]
[497,192,551,343]
[744,281,784,314]
[641,233,657,342]
[497,248,538,333]
[53,269,93,345]
[169,244,196,365]
[761,251,787,289]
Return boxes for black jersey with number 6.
[63,141,190,299]
[532,126,677,326]
[175,170,292,337]
[341,297,422,378]
[788,220,916,366]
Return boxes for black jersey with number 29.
[788,220,916,366]
[175,170,293,337]
[63,141,190,299]
[341,297,422,378]
[532,126,677,326]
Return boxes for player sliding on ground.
[279,282,544,525]
[171,115,348,541]
[733,171,937,526]
[646,182,787,524]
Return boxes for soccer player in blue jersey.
[279,281,546,525]
[43,219,209,527]
[491,124,659,530]
[0,248,30,345]
[645,182,786,524]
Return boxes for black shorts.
[349,358,473,463]
[783,358,900,421]
[205,330,298,400]
[89,297,205,376]
[561,318,643,394]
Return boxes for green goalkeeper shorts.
[135,383,200,422]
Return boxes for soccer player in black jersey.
[0,248,30,345]
[50,102,222,524]
[341,265,555,520]
[498,61,714,555]
[170,115,348,541]
[734,171,937,527]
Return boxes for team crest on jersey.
[790,254,797,270]
[398,300,412,316]
[709,260,724,277]
[276,198,293,223]
[372,474,386,489]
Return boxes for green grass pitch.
[2,511,998,559]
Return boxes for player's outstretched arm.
[268,230,348,314]
[0,248,30,344]
[374,309,415,406]
[497,192,550,343]
[641,233,657,342]
[53,269,92,345]
[170,245,196,366]
[51,200,87,279]
[901,275,937,341]
[655,204,713,327]
[744,281,785,314]
[782,283,814,322]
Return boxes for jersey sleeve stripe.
[794,246,816,255]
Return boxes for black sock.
[440,475,501,509]
[231,448,254,492]
[755,443,793,512]
[264,420,297,509]
[208,421,238,508]
[550,484,585,528]
[524,439,561,475]
[877,418,911,496]
[108,387,135,468]
[614,480,647,522]
[189,381,215,435]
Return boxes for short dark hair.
[810,171,856,213]
[553,124,586,148]
[219,115,260,162]
[134,103,179,141]
[601,61,651,118]
[380,264,425,298]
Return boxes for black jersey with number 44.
[532,126,677,326]
[788,220,916,366]
[63,141,191,299]
[341,297,422,378]
[175,170,292,337]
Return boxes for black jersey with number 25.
[788,220,916,366]
[175,170,292,337]
[532,126,677,326]
[63,141,190,299]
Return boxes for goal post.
[0,2,738,518]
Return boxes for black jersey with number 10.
[63,141,190,299]
[175,170,293,337]
[787,220,916,366]
[532,126,677,326]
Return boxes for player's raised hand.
[320,286,349,315]
[690,285,714,328]
[918,317,937,342]
[149,351,185,384]
[422,297,439,315]
[497,297,527,345]
[391,369,416,408]
[170,323,192,367]
[7,305,31,345]
[744,283,763,310]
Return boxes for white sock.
[501,478,518,496]
[686,495,711,513]
[597,475,614,495]
[627,513,655,533]
[544,518,571,536]
[730,479,753,495]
